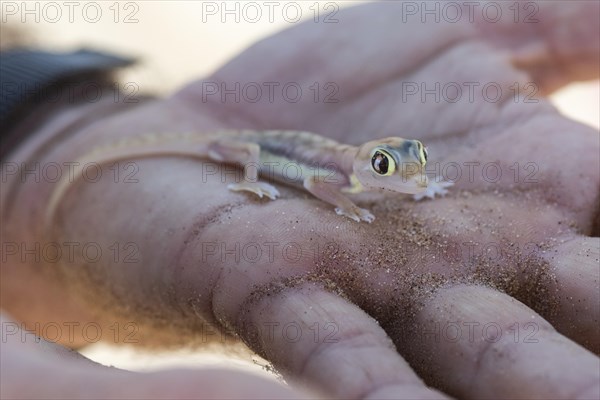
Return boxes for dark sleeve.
[0,49,135,157]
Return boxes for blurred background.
[1,0,598,375]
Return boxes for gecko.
[45,130,452,226]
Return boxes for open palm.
[3,2,599,399]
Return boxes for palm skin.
[2,2,599,399]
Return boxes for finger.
[167,187,448,399]
[474,0,600,93]
[398,284,600,399]
[1,314,308,400]
[230,284,449,400]
[539,236,600,353]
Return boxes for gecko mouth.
[387,175,428,194]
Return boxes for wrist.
[2,90,151,216]
[0,95,152,347]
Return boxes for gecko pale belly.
[256,151,343,187]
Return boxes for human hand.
[2,1,598,399]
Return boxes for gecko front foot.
[413,179,453,201]
[335,206,375,223]
[228,181,280,200]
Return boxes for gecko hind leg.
[207,139,280,200]
[303,176,374,223]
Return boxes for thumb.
[0,314,313,399]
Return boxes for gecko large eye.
[371,150,396,176]
[423,147,428,163]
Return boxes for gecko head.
[353,138,429,194]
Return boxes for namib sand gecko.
[45,130,452,225]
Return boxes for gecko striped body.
[45,130,451,226]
